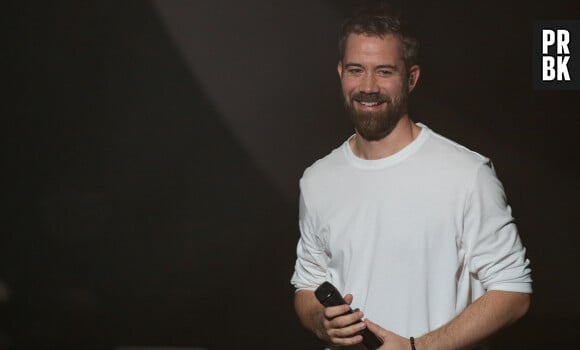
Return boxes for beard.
[344,89,408,141]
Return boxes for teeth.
[360,101,379,107]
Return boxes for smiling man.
[290,4,532,350]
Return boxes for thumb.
[344,293,354,305]
[365,319,380,333]
[364,320,385,344]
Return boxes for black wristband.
[410,336,416,350]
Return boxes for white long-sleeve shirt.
[291,123,532,338]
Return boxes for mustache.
[351,92,389,103]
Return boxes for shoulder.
[420,125,492,172]
[300,138,350,195]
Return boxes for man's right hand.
[320,293,368,346]
[295,290,367,347]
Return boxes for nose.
[360,73,379,93]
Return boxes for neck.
[349,116,420,160]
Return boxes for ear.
[337,61,343,79]
[407,65,420,92]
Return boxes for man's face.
[338,33,415,141]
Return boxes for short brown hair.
[338,4,419,70]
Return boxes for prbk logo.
[534,21,579,90]
[542,29,570,81]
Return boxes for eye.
[346,68,363,75]
[377,69,393,77]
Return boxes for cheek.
[340,84,352,97]
[381,81,405,96]
[341,78,358,94]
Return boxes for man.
[290,4,532,350]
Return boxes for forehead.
[343,33,403,64]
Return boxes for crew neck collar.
[343,123,430,170]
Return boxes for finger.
[364,319,377,330]
[327,310,365,328]
[330,333,363,347]
[364,319,386,338]
[325,303,355,319]
[329,319,367,338]
[344,293,354,305]
[324,305,364,320]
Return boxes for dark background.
[2,0,579,349]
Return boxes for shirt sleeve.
[463,161,533,294]
[290,188,329,291]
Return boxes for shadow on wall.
[4,1,317,349]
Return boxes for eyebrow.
[344,63,399,70]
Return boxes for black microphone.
[315,281,384,350]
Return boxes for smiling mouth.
[356,100,386,108]
[358,101,382,107]
[352,92,387,108]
